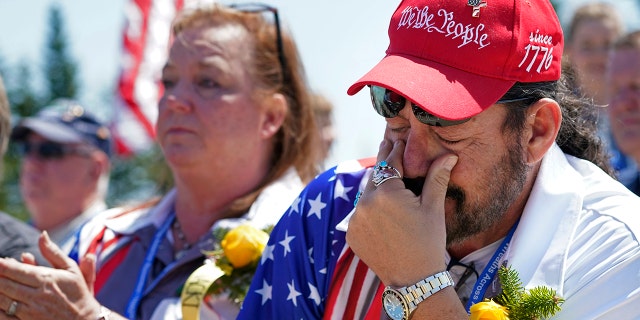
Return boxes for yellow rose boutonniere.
[470,266,564,320]
[180,224,272,320]
[470,300,509,320]
[205,224,272,303]
[220,224,269,269]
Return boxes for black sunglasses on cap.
[369,85,535,127]
[18,141,91,160]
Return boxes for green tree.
[0,55,41,220]
[11,61,41,117]
[43,4,79,103]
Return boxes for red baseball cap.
[347,0,564,121]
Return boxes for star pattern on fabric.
[334,179,353,202]
[308,247,314,264]
[261,244,275,265]
[290,196,302,215]
[279,230,295,257]
[308,283,321,306]
[255,279,272,305]
[307,193,327,220]
[241,165,371,319]
[287,280,302,307]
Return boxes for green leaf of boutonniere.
[470,266,564,320]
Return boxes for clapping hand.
[0,231,102,319]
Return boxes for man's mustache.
[402,177,464,202]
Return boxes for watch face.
[382,289,407,320]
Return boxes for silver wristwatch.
[382,270,454,320]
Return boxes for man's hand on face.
[346,139,458,287]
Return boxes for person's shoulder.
[572,156,640,225]
[313,157,375,183]
[571,168,640,262]
[296,158,373,203]
[81,198,163,236]
[74,197,167,257]
[290,158,372,220]
[334,157,377,173]
[0,211,40,237]
[0,211,49,264]
[582,188,640,236]
[563,195,640,300]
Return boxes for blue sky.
[1,0,639,167]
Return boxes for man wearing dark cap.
[239,0,640,319]
[11,100,112,253]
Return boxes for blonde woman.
[0,3,319,320]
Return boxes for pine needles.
[493,266,564,320]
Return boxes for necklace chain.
[173,219,192,255]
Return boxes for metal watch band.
[399,270,454,311]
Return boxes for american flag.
[238,158,388,319]
[113,0,215,155]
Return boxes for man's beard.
[403,141,530,246]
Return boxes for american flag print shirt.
[238,158,383,320]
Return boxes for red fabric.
[344,261,371,319]
[95,243,132,294]
[358,157,377,168]
[347,0,563,121]
[364,282,385,320]
[323,248,355,319]
[324,246,384,319]
[115,0,154,156]
[85,228,107,258]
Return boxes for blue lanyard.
[125,212,177,319]
[464,221,518,313]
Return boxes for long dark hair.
[500,75,614,177]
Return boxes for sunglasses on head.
[229,3,286,83]
[369,85,535,127]
[18,141,90,160]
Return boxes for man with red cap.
[239,0,640,319]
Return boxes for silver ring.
[6,300,18,317]
[372,160,402,187]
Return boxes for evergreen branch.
[518,286,564,319]
[490,266,564,320]
[495,265,524,309]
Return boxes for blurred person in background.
[564,2,637,187]
[606,30,640,195]
[0,74,49,266]
[0,3,319,320]
[310,92,335,168]
[10,100,112,253]
[564,2,623,107]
